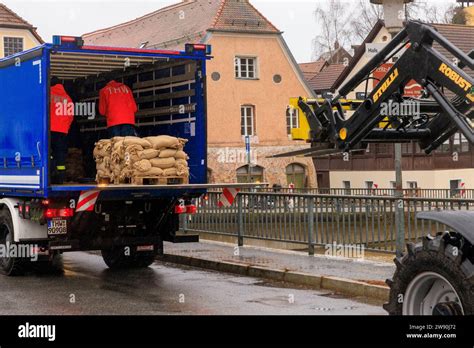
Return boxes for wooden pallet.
[97,177,112,185]
[131,176,189,185]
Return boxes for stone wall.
[207,145,317,187]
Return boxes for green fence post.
[308,196,315,256]
[237,193,244,247]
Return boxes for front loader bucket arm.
[281,21,473,158]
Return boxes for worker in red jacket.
[50,77,74,184]
[99,80,138,137]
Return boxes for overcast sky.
[1,0,457,63]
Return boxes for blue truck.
[0,36,238,275]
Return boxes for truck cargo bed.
[0,42,211,198]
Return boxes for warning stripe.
[76,190,100,212]
[218,187,239,207]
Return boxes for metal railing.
[183,191,474,254]
[240,187,474,199]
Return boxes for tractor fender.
[417,210,474,245]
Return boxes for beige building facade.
[0,4,43,58]
[205,31,316,186]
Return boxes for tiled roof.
[210,0,279,33]
[432,23,474,79]
[0,3,43,42]
[308,63,346,92]
[298,60,326,81]
[83,0,280,50]
[0,3,32,27]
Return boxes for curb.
[159,254,389,302]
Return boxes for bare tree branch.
[312,0,351,61]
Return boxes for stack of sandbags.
[94,135,190,183]
[93,139,112,181]
[133,136,189,178]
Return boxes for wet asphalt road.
[0,252,386,315]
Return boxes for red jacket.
[99,81,137,128]
[50,84,74,134]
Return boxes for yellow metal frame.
[289,97,392,141]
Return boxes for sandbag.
[138,149,160,160]
[123,136,152,149]
[124,144,144,165]
[134,167,164,177]
[150,157,175,169]
[176,159,188,167]
[146,135,181,150]
[163,168,178,177]
[176,167,189,176]
[96,169,111,179]
[96,161,109,173]
[174,150,188,160]
[111,136,125,143]
[158,149,188,160]
[112,140,125,159]
[133,159,152,172]
[158,149,178,158]
[93,140,112,158]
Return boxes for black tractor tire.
[0,209,25,276]
[384,233,474,315]
[101,247,156,269]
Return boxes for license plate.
[136,245,154,252]
[47,219,68,235]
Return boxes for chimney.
[370,0,414,35]
[334,41,340,50]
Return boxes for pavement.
[0,252,385,315]
[163,240,396,301]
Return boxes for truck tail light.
[174,204,187,214]
[24,203,31,219]
[52,35,84,47]
[44,209,56,219]
[44,208,74,219]
[185,43,212,55]
[186,205,197,214]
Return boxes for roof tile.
[84,0,280,50]
[309,64,346,92]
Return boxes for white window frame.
[3,36,24,57]
[286,107,299,136]
[235,56,258,79]
[241,105,256,136]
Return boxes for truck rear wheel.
[384,233,474,315]
[0,209,24,276]
[101,247,156,269]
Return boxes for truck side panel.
[0,48,47,197]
